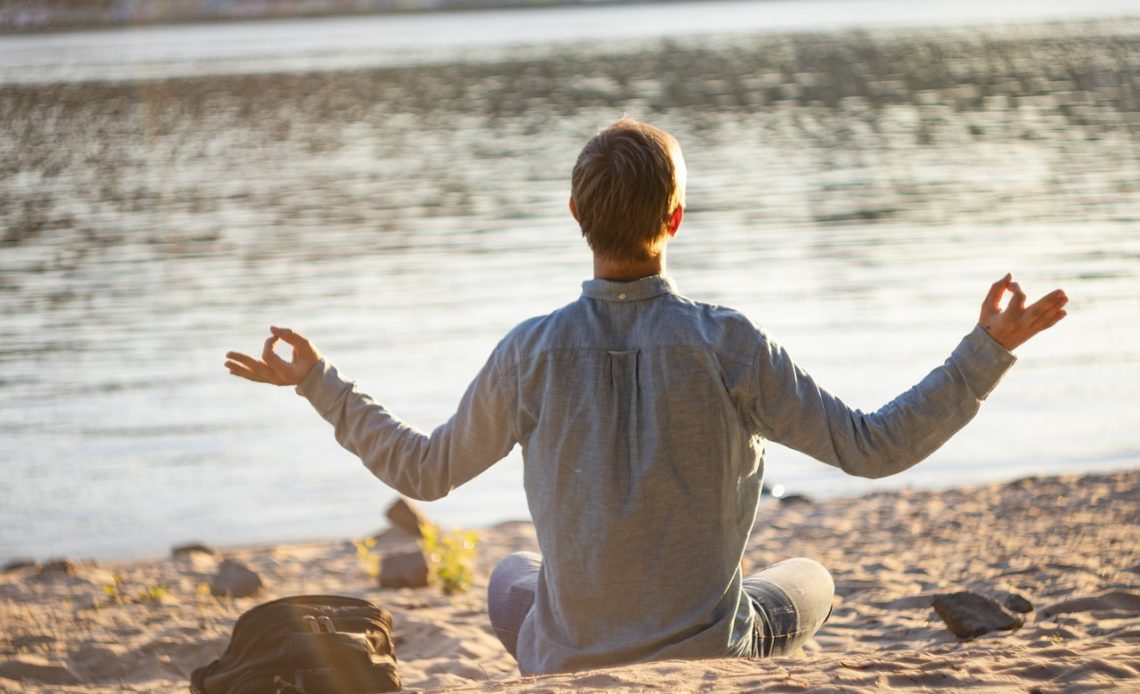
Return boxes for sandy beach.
[2,468,1137,692]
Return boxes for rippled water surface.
[2,6,1139,560]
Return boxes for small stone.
[933,591,1023,639]
[386,497,429,538]
[779,494,812,505]
[2,558,39,573]
[379,550,430,589]
[209,559,263,598]
[1004,593,1034,614]
[172,542,216,558]
[38,559,77,576]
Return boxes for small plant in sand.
[102,573,170,605]
[420,523,478,595]
[353,536,381,579]
[135,585,171,603]
[102,572,125,605]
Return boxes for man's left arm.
[745,275,1067,479]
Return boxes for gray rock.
[379,550,430,589]
[386,497,429,538]
[209,559,263,598]
[779,493,812,505]
[933,591,1023,639]
[172,542,216,558]
[38,558,77,576]
[1003,593,1034,614]
[2,558,39,573]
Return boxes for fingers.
[270,325,312,351]
[1025,289,1069,327]
[981,273,1013,318]
[1045,309,1068,329]
[1029,297,1069,331]
[225,360,268,383]
[1026,288,1068,315]
[262,334,290,371]
[270,325,322,370]
[1007,281,1027,313]
[225,351,279,384]
[226,351,262,371]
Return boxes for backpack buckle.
[303,614,336,633]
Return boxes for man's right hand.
[225,326,323,386]
[979,273,1068,352]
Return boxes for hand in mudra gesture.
[226,326,323,386]
[980,273,1068,351]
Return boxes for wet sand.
[2,469,1137,691]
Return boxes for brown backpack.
[190,595,400,693]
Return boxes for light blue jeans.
[487,552,833,661]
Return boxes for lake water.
[2,2,1139,560]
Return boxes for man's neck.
[593,252,666,282]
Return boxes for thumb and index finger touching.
[1007,281,1027,313]
[262,334,288,370]
[270,325,316,354]
[982,273,1049,316]
[982,272,1013,318]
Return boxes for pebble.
[171,542,216,558]
[2,558,39,573]
[209,559,263,598]
[387,498,429,538]
[933,591,1024,639]
[37,558,77,577]
[379,550,430,589]
[1004,593,1034,614]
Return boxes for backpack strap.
[273,673,305,694]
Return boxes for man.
[225,117,1068,675]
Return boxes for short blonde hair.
[571,118,683,262]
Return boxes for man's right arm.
[226,325,519,501]
[295,348,519,502]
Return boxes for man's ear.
[666,206,684,237]
[569,197,579,222]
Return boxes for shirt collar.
[581,274,678,303]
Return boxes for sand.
[2,469,1138,692]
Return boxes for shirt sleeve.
[294,346,518,501]
[748,323,1017,479]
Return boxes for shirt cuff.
[951,324,1018,401]
[295,359,351,416]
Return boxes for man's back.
[227,116,1066,677]
[504,275,766,673]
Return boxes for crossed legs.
[487,551,833,660]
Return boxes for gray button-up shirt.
[297,274,1016,675]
